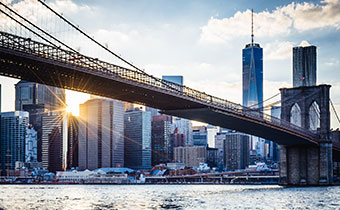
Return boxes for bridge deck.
[1,31,337,149]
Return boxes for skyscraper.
[15,80,66,162]
[0,111,29,176]
[152,115,172,165]
[242,10,263,155]
[293,45,316,87]
[67,114,79,169]
[225,131,250,170]
[79,98,124,170]
[242,10,263,109]
[41,112,68,173]
[15,80,65,111]
[124,109,152,170]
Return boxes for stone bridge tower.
[279,84,332,185]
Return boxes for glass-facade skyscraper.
[242,10,263,157]
[242,43,263,109]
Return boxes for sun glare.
[65,90,91,116]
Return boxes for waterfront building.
[174,146,206,168]
[124,108,152,170]
[15,80,66,162]
[293,44,316,87]
[173,146,217,168]
[79,98,124,170]
[225,131,249,170]
[269,106,281,163]
[151,115,172,165]
[169,128,186,161]
[0,111,29,176]
[25,125,38,162]
[192,126,208,146]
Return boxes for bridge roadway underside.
[2,47,340,152]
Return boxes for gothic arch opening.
[309,101,320,131]
[290,103,301,127]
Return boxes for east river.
[0,184,340,209]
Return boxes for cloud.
[325,58,340,66]
[264,41,294,60]
[200,0,340,44]
[48,0,92,14]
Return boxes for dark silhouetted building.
[152,115,172,165]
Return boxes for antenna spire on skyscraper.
[251,9,254,45]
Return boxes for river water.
[0,184,340,209]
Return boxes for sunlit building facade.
[79,98,124,170]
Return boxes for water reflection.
[0,185,339,209]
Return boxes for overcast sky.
[1,0,340,128]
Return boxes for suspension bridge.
[1,0,340,185]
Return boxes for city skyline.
[0,0,339,129]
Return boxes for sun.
[65,90,90,116]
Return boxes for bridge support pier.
[280,85,333,186]
[279,143,333,186]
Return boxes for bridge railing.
[0,31,318,140]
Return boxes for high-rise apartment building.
[293,45,316,87]
[124,109,152,170]
[225,131,249,170]
[15,80,66,162]
[0,111,29,176]
[79,98,124,170]
[151,115,172,165]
